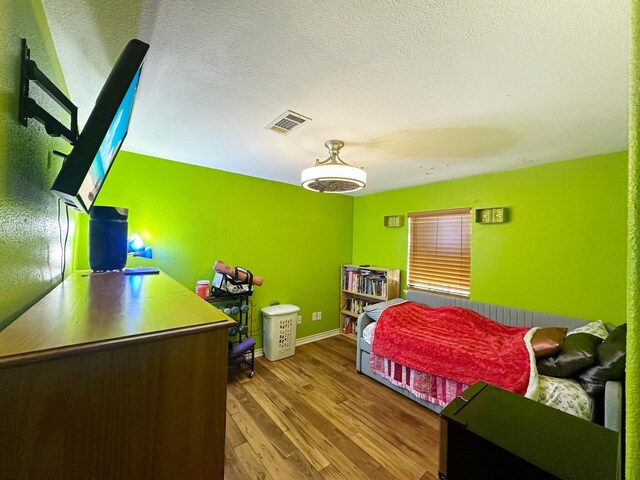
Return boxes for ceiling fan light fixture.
[301,140,366,193]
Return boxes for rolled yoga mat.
[229,337,256,358]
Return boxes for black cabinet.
[439,382,619,480]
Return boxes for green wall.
[353,152,628,325]
[627,0,639,475]
[0,0,77,330]
[76,150,628,353]
[74,151,354,348]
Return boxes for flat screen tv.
[51,39,149,212]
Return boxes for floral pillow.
[538,375,593,421]
[566,320,609,340]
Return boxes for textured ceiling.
[42,0,629,195]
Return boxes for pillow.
[531,327,568,358]
[537,375,593,421]
[577,323,626,396]
[362,298,407,321]
[566,320,609,340]
[536,332,603,378]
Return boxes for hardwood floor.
[225,335,440,480]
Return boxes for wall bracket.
[18,38,79,145]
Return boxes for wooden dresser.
[0,271,234,480]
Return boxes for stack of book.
[343,268,388,297]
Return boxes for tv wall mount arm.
[19,39,79,145]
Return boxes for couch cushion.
[578,324,626,396]
[537,333,603,378]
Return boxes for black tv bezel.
[51,39,149,213]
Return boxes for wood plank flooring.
[225,335,440,480]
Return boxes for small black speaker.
[88,206,128,271]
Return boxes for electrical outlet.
[317,311,322,320]
[297,315,302,325]
[312,312,317,321]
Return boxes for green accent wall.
[73,151,354,348]
[627,0,639,475]
[353,152,628,325]
[0,0,76,330]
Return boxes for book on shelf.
[345,298,374,315]
[342,271,388,297]
[341,316,355,334]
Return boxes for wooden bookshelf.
[340,265,400,338]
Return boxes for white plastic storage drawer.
[261,304,299,361]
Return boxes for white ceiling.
[42,0,629,195]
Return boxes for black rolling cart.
[207,292,255,378]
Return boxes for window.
[407,208,471,296]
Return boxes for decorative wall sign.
[476,207,507,224]
[384,215,404,227]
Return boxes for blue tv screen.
[51,39,149,212]
[77,68,141,209]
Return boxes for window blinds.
[407,208,471,296]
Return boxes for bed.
[355,290,623,431]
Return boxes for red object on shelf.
[195,280,210,299]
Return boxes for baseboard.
[296,328,341,346]
[253,328,340,358]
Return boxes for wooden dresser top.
[0,271,234,367]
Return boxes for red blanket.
[371,302,533,395]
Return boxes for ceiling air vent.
[265,110,311,135]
